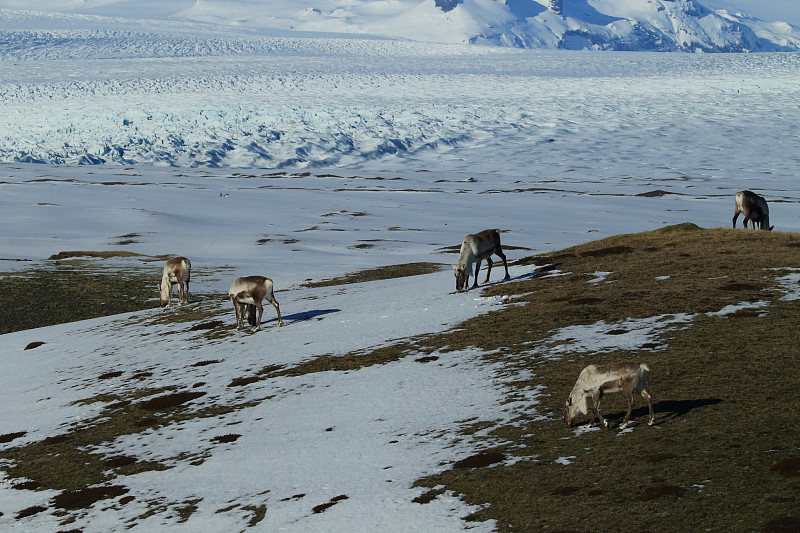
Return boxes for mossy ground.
[409,224,800,532]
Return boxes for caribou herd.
[156,189,773,431]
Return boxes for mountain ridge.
[1,0,799,52]
[170,0,800,52]
[430,0,800,52]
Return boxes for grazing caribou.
[453,229,510,291]
[564,362,654,430]
[733,190,773,231]
[159,256,191,307]
[228,276,283,332]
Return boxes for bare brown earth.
[0,252,167,334]
[2,224,800,531]
[301,261,442,288]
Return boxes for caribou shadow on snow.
[282,309,341,325]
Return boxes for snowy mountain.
[164,0,800,52]
[1,0,799,52]
[169,0,800,52]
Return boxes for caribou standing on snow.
[228,276,284,332]
[564,362,654,430]
[453,229,510,291]
[733,190,773,231]
[159,257,191,307]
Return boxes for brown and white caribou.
[453,229,510,291]
[564,362,654,430]
[733,190,773,231]
[228,275,284,332]
[159,256,191,307]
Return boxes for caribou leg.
[590,391,608,428]
[619,388,636,429]
[472,260,481,288]
[642,389,654,425]
[232,296,243,330]
[269,297,284,327]
[253,301,264,332]
[497,249,510,280]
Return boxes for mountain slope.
[1,0,798,51]
[167,0,800,52]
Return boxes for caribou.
[733,190,773,231]
[564,362,654,430]
[453,229,510,291]
[228,275,284,332]
[159,256,191,307]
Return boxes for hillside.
[2,224,800,531]
[416,224,800,532]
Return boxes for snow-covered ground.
[2,3,800,532]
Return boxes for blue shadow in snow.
[506,0,546,19]
[455,264,557,293]
[262,308,340,325]
[562,0,620,25]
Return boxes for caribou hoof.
[602,419,609,429]
[648,419,655,426]
[619,423,628,430]
[251,326,260,333]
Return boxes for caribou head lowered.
[159,256,191,307]
[453,229,510,291]
[564,361,654,430]
[229,275,283,332]
[733,190,773,231]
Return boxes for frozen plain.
[2,8,800,533]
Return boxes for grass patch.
[243,504,267,527]
[189,320,224,331]
[191,359,222,367]
[52,485,130,510]
[0,257,225,335]
[0,386,254,497]
[48,251,150,260]
[0,265,155,334]
[211,434,241,444]
[268,343,421,377]
[301,262,443,288]
[453,452,506,469]
[176,498,202,523]
[139,391,206,411]
[16,505,47,519]
[312,494,349,514]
